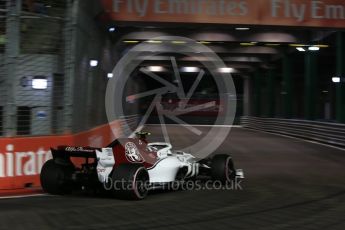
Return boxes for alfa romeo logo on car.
[106,36,237,160]
[125,142,144,163]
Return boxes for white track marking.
[0,193,49,200]
[145,124,345,151]
[145,124,242,128]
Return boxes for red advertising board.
[0,135,73,190]
[101,0,345,28]
[0,120,122,191]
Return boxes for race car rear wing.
[51,146,100,160]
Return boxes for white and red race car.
[40,132,243,200]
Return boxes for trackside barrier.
[241,116,345,148]
[0,116,139,191]
[0,135,73,191]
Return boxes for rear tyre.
[40,159,74,195]
[111,164,149,200]
[211,154,236,184]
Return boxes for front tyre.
[40,159,74,195]
[111,164,150,200]
[211,154,236,183]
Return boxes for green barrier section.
[266,69,276,118]
[336,32,345,123]
[305,52,318,120]
[282,53,293,119]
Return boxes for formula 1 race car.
[40,132,243,200]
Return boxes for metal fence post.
[63,0,79,134]
[4,0,21,136]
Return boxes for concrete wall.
[0,54,5,107]
[0,53,61,136]
[1,0,138,136]
[15,54,60,135]
[69,0,117,133]
[0,54,4,135]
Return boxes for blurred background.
[0,0,344,138]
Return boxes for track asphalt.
[0,127,344,230]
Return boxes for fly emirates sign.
[102,0,345,28]
[112,0,248,17]
[0,144,52,178]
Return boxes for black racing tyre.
[111,164,150,200]
[211,154,236,183]
[40,159,74,195]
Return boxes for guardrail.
[240,116,345,148]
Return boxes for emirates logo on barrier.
[0,144,52,178]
